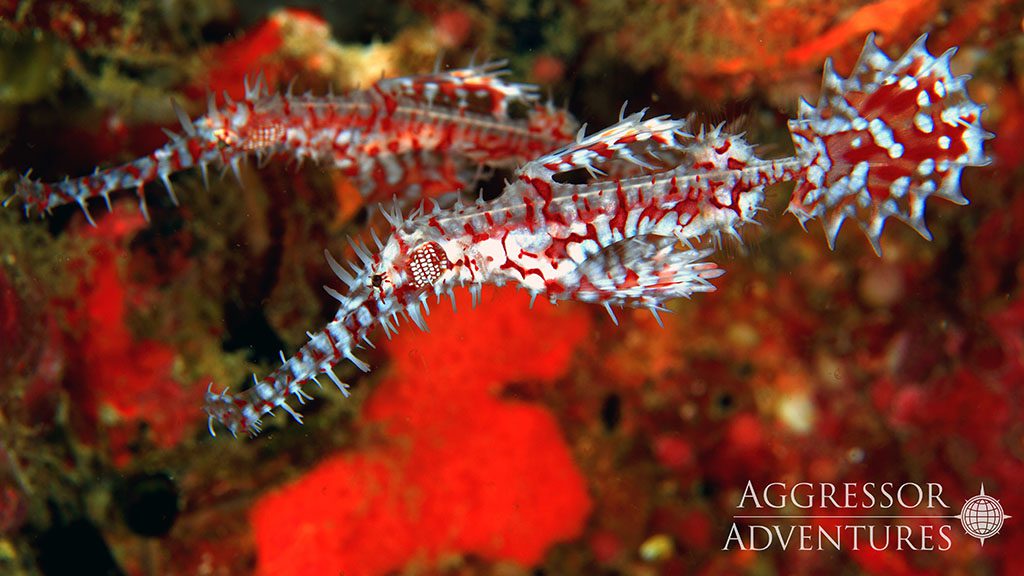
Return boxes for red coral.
[184,9,329,102]
[0,268,28,374]
[61,209,203,462]
[0,483,27,536]
[250,288,593,576]
[848,547,915,576]
[0,1,133,50]
[433,9,474,49]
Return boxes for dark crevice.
[477,167,514,202]
[117,472,181,538]
[33,516,124,576]
[221,302,287,366]
[600,393,622,432]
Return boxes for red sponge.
[251,287,593,576]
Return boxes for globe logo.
[958,484,1011,545]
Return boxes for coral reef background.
[0,1,1021,574]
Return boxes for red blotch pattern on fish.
[788,34,991,253]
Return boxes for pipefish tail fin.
[787,33,992,255]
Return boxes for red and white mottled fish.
[4,62,577,222]
[204,34,992,437]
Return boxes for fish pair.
[5,35,992,438]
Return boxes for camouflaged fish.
[200,34,991,437]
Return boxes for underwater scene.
[0,1,1021,574]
